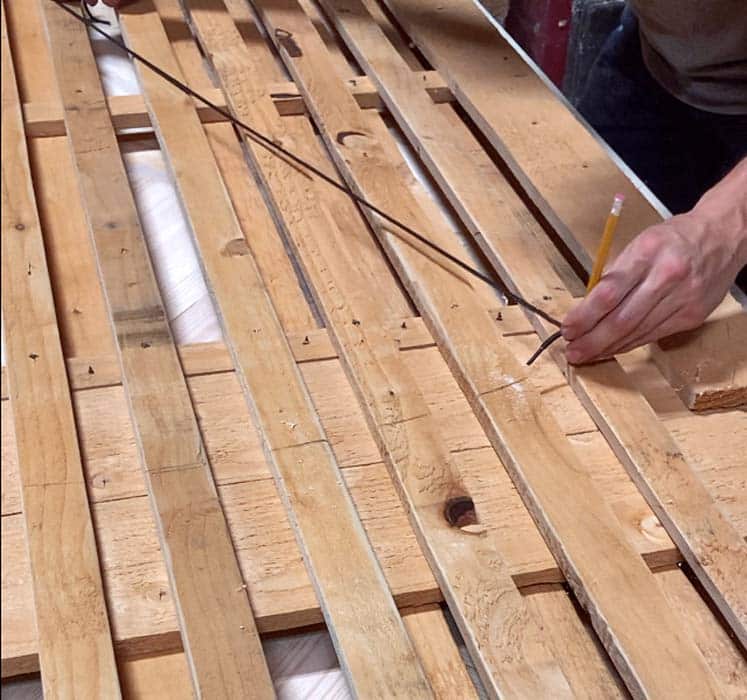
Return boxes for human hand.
[561,160,747,364]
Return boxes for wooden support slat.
[6,327,742,677]
[2,460,443,677]
[185,1,576,696]
[402,608,479,700]
[321,0,747,648]
[3,0,744,692]
[4,1,116,360]
[116,607,477,700]
[119,5,433,696]
[377,0,747,411]
[20,70,451,137]
[120,652,194,699]
[565,359,747,647]
[37,2,275,696]
[659,568,747,699]
[651,304,747,411]
[0,8,120,696]
[244,1,722,695]
[153,0,320,334]
[28,136,117,358]
[0,317,431,399]
[524,587,627,698]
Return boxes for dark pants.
[577,9,747,215]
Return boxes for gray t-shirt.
[628,0,747,114]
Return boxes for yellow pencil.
[587,193,625,292]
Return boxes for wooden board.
[119,5,432,696]
[318,0,747,647]
[3,0,746,697]
[1,8,120,696]
[244,0,725,694]
[184,1,576,695]
[377,0,747,411]
[37,2,275,696]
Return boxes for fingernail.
[561,325,575,341]
[566,349,580,364]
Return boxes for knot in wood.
[444,496,478,528]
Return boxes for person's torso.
[628,0,747,114]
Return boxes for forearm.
[690,157,747,272]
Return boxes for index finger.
[561,264,641,341]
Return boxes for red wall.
[505,0,573,87]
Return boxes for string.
[52,0,565,363]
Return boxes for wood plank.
[120,5,432,696]
[185,2,574,696]
[524,588,626,699]
[322,0,585,300]
[2,1,57,104]
[5,345,727,676]
[652,303,747,411]
[402,608,478,700]
[321,0,747,648]
[1,9,120,696]
[247,1,721,695]
[21,70,451,136]
[37,3,275,696]
[378,0,747,410]
[117,606,473,700]
[0,317,433,399]
[28,137,116,357]
[2,462,443,677]
[659,568,747,700]
[618,346,747,533]
[2,351,691,583]
[119,652,193,700]
[565,357,747,647]
[204,123,318,333]
[151,0,319,335]
[3,0,115,361]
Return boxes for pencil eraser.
[611,193,625,215]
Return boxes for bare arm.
[561,158,747,363]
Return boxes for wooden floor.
[2,0,746,698]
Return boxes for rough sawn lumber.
[38,2,275,695]
[1,9,120,696]
[247,0,722,695]
[119,4,433,696]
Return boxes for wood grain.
[321,0,584,301]
[21,70,450,136]
[3,1,745,694]
[248,1,721,695]
[1,8,120,695]
[403,608,478,700]
[37,2,275,696]
[320,0,747,648]
[185,1,578,696]
[525,588,626,699]
[566,358,747,647]
[659,568,747,700]
[120,5,433,696]
[3,346,741,680]
[377,0,747,410]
